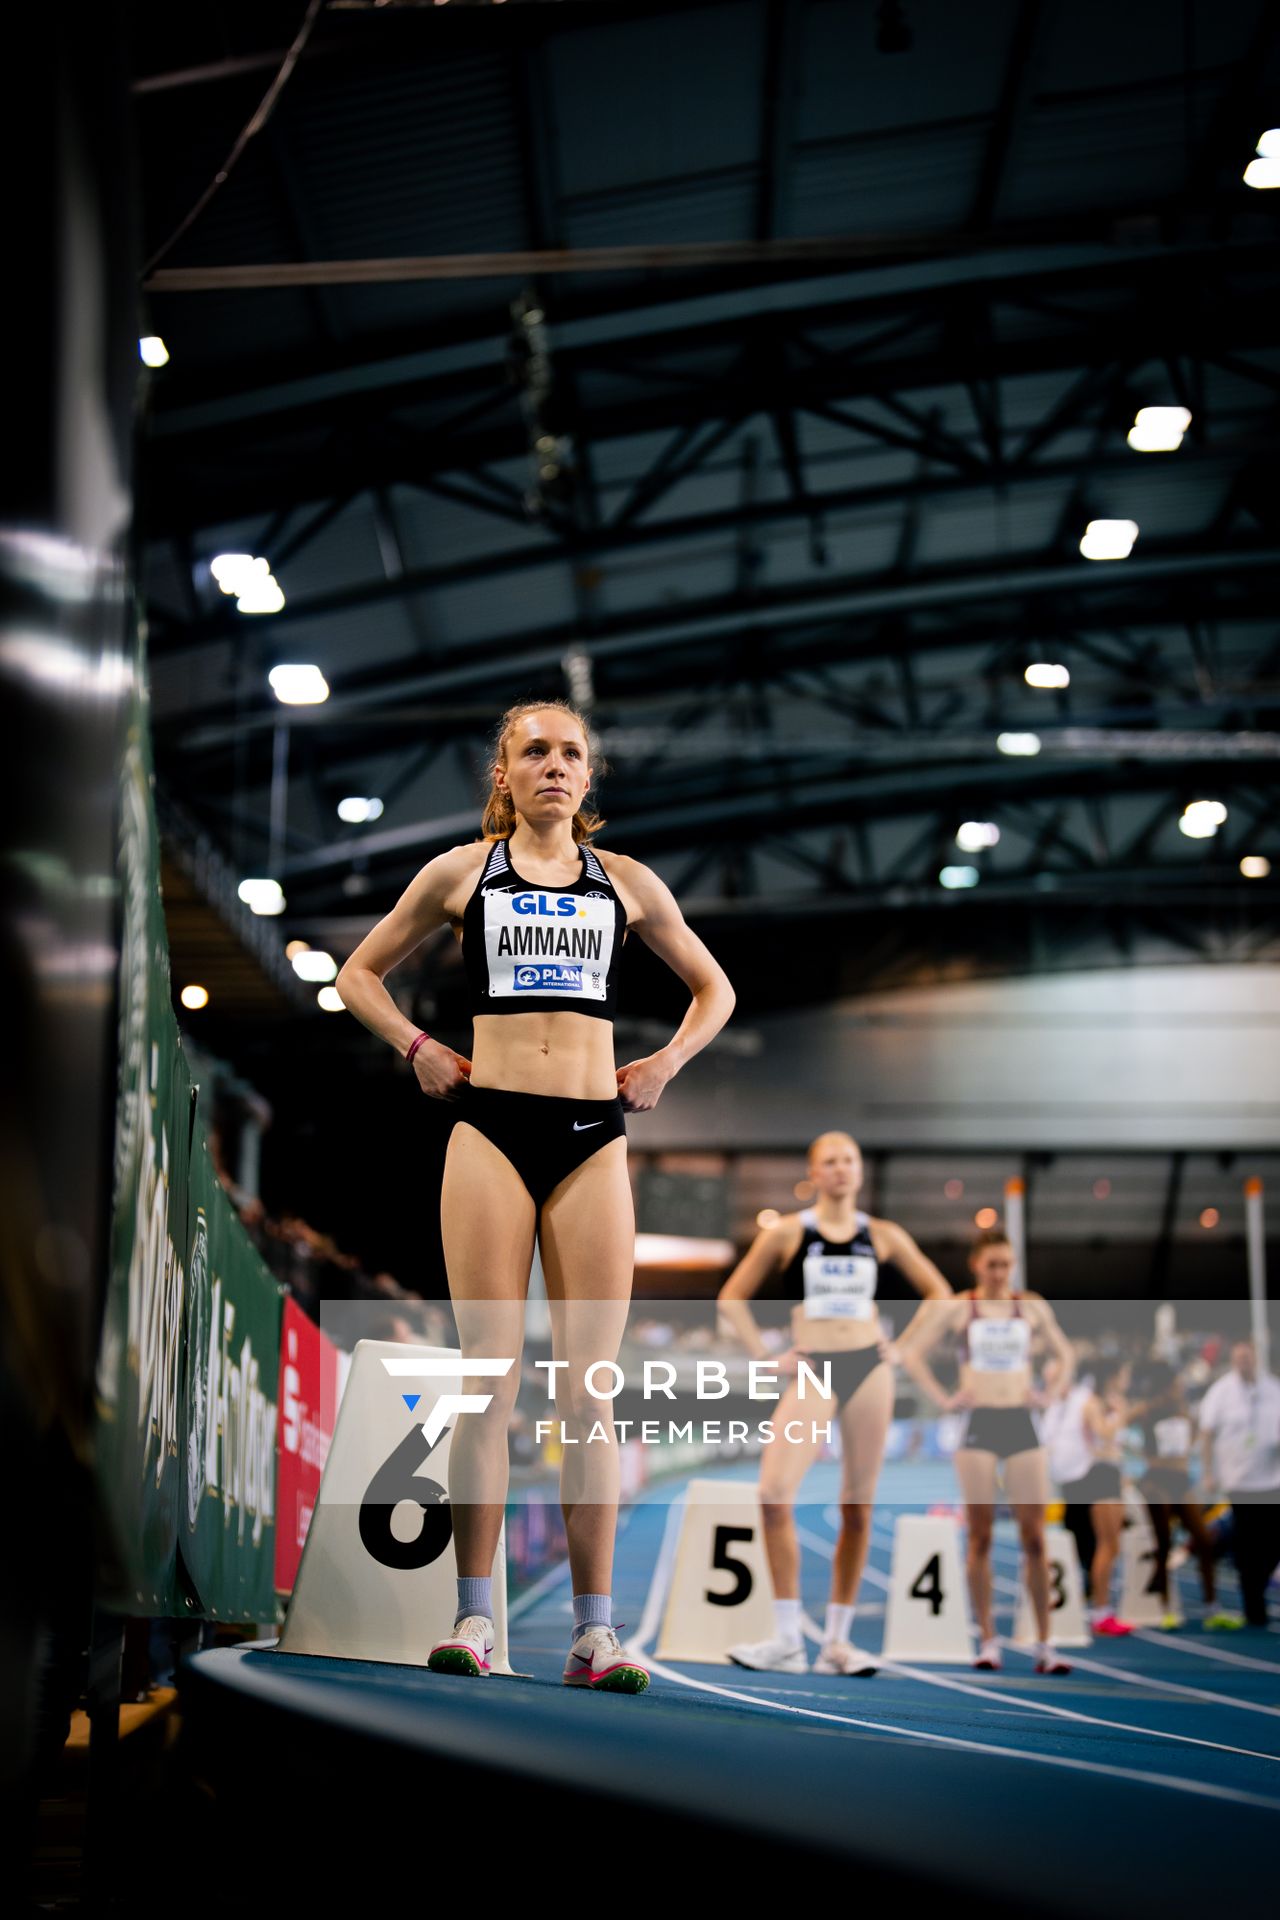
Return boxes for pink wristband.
[405,1031,430,1065]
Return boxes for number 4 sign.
[882,1513,974,1661]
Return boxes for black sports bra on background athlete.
[778,1207,881,1321]
[460,836,627,1022]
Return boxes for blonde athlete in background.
[896,1227,1077,1674]
[337,698,735,1693]
[718,1133,952,1676]
[1079,1358,1136,1636]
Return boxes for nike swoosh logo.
[573,1120,603,1131]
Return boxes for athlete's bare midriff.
[960,1296,1036,1408]
[960,1360,1033,1408]
[444,840,638,1100]
[790,1305,882,1353]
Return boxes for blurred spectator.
[1198,1339,1280,1627]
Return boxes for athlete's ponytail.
[478,697,610,844]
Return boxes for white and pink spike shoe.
[563,1623,650,1692]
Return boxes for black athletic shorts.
[453,1083,626,1210]
[959,1406,1042,1461]
[800,1347,885,1411]
[1140,1465,1192,1505]
[1075,1462,1123,1503]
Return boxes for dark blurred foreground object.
[0,0,137,1902]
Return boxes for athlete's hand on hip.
[944,1387,975,1413]
[615,1053,670,1111]
[411,1039,472,1101]
[775,1346,806,1378]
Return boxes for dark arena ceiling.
[133,0,1280,1037]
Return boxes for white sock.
[773,1598,803,1646]
[825,1602,854,1644]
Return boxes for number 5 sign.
[882,1513,974,1662]
[657,1480,778,1662]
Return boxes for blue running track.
[182,1461,1279,1916]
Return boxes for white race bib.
[802,1248,878,1320]
[1153,1416,1192,1458]
[483,887,617,1003]
[967,1318,1031,1374]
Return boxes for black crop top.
[778,1208,880,1321]
[460,836,627,1022]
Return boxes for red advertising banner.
[275,1298,340,1593]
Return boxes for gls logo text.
[511,892,581,917]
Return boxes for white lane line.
[626,1494,686,1652]
[887,1520,1279,1680]
[799,1523,1280,1757]
[1131,1630,1280,1674]
[857,1506,1275,1669]
[997,1640,1280,1723]
[871,1656,1280,1765]
[797,1522,893,1587]
[634,1652,1280,1812]
[973,1538,1276,1677]
[981,1525,1245,1603]
[510,1476,690,1630]
[507,1552,573,1622]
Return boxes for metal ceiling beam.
[756,0,801,243]
[143,230,1277,446]
[971,0,1054,229]
[273,746,1279,882]
[190,698,1280,833]
[164,535,1280,741]
[146,425,1280,651]
[143,216,1207,293]
[141,317,1280,543]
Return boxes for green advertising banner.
[179,1123,284,1623]
[95,614,286,1621]
[93,680,194,1611]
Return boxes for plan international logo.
[515,962,583,991]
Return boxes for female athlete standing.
[336,699,735,1692]
[1132,1356,1221,1628]
[896,1226,1077,1674]
[1078,1358,1136,1635]
[718,1132,952,1677]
